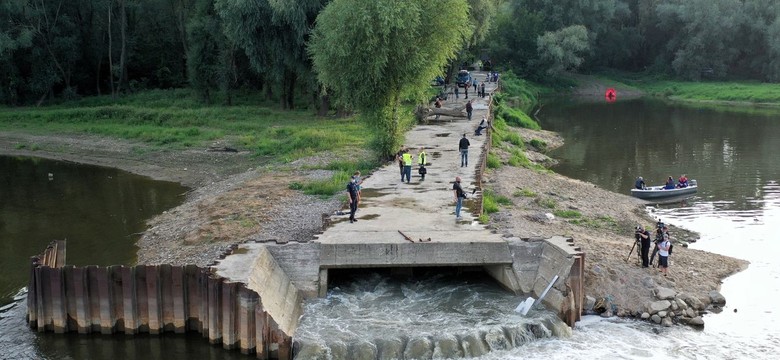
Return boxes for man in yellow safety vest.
[417,147,427,180]
[401,149,413,183]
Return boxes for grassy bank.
[0,89,372,162]
[598,72,780,105]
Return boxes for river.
[3,97,779,359]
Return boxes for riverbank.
[587,73,780,106]
[0,81,748,327]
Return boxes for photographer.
[649,221,666,267]
[635,226,651,267]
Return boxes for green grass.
[482,189,511,214]
[530,138,547,151]
[290,159,382,197]
[486,152,502,169]
[535,197,557,209]
[477,213,490,224]
[504,132,524,147]
[596,72,780,104]
[553,209,581,219]
[513,188,536,197]
[0,88,372,162]
[569,215,621,231]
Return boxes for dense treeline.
[490,0,780,82]
[1,0,778,107]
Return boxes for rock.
[655,286,677,300]
[641,276,656,288]
[349,340,378,359]
[460,333,489,358]
[648,300,672,314]
[432,335,462,359]
[686,308,696,318]
[679,293,705,310]
[689,316,705,327]
[404,337,433,359]
[661,317,673,327]
[585,295,596,312]
[676,298,688,310]
[658,311,668,318]
[671,301,679,311]
[641,312,650,320]
[485,328,511,351]
[651,314,662,324]
[601,309,613,318]
[593,297,609,313]
[709,290,726,306]
[678,316,691,325]
[375,339,404,360]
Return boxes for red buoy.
[605,88,617,103]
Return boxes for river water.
[3,97,779,359]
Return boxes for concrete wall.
[507,236,584,326]
[27,241,293,359]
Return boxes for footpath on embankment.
[211,71,585,351]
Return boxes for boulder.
[641,312,650,320]
[658,311,668,318]
[651,314,662,324]
[686,308,696,318]
[648,300,672,314]
[676,298,688,310]
[661,317,673,327]
[349,340,378,359]
[689,316,705,327]
[709,291,726,306]
[617,309,629,317]
[404,337,433,359]
[671,301,679,311]
[585,296,596,312]
[601,309,613,318]
[679,293,705,310]
[655,286,677,300]
[433,335,463,359]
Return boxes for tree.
[309,0,472,157]
[536,25,590,75]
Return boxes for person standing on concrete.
[347,176,359,223]
[465,100,473,121]
[397,148,405,180]
[417,147,427,180]
[473,79,477,93]
[434,97,442,120]
[353,170,363,205]
[454,86,459,99]
[459,134,470,167]
[480,81,486,98]
[402,149,413,183]
[453,176,466,220]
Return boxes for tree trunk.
[108,1,115,96]
[117,0,127,93]
[317,92,330,117]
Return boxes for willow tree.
[309,0,471,158]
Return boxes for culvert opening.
[294,267,566,359]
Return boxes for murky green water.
[0,156,188,305]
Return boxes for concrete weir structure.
[27,72,584,359]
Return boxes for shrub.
[530,138,547,151]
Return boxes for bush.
[513,188,536,197]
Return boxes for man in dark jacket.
[459,134,470,167]
[347,177,359,223]
[465,100,473,121]
[636,225,651,267]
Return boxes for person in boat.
[635,176,646,190]
[664,176,675,190]
[677,174,689,188]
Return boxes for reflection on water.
[537,98,780,359]
[541,98,780,211]
[0,156,187,304]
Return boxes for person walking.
[473,80,477,93]
[459,134,470,167]
[401,149,413,183]
[347,176,359,223]
[454,86,459,99]
[397,148,405,180]
[464,85,468,99]
[453,176,466,220]
[417,147,427,180]
[480,81,486,98]
[465,100,473,121]
[434,97,442,120]
[657,233,671,276]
